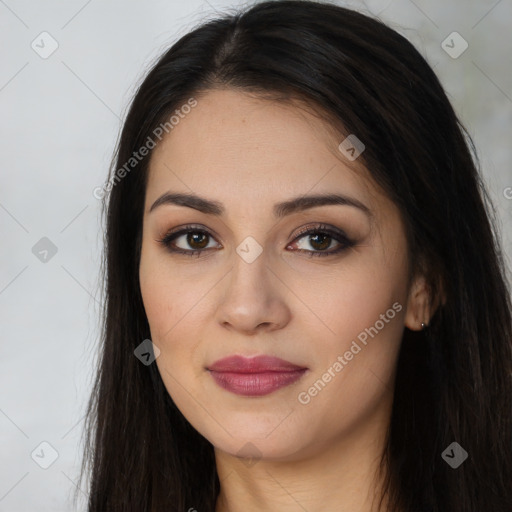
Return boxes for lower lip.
[208,369,307,396]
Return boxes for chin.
[196,416,311,462]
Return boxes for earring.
[421,322,428,330]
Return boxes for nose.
[215,249,292,335]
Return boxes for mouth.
[206,355,308,397]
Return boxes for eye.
[156,224,221,257]
[287,223,355,257]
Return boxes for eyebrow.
[148,191,372,218]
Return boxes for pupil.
[188,232,208,249]
[310,233,330,250]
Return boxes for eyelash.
[156,223,355,258]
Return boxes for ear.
[404,274,432,331]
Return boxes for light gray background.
[1,0,511,510]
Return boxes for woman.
[78,1,512,511]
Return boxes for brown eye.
[288,223,355,257]
[307,233,332,251]
[187,232,209,249]
[156,225,221,256]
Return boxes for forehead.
[145,88,384,216]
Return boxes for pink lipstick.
[207,355,307,396]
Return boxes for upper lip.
[207,355,307,373]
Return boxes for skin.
[139,88,432,512]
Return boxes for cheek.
[139,261,202,418]
[139,247,205,340]
[310,274,405,386]
[296,295,404,443]
[139,248,210,388]
[295,246,407,413]
[139,263,173,342]
[300,249,407,345]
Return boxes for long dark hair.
[77,1,512,510]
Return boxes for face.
[139,88,426,461]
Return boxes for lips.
[207,355,308,396]
[208,354,306,373]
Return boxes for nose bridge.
[225,211,271,281]
[216,237,291,333]
[228,238,272,298]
